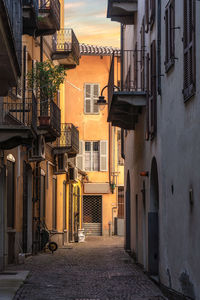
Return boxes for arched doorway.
[148,157,159,276]
[125,171,131,251]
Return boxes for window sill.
[84,112,100,115]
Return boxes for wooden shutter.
[100,140,108,171]
[165,0,175,71]
[145,53,150,141]
[76,140,84,170]
[84,84,91,113]
[150,41,157,138]
[145,0,149,33]
[93,84,99,113]
[183,0,195,101]
[150,0,155,29]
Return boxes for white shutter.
[93,84,99,113]
[32,60,37,97]
[84,84,91,113]
[76,140,84,170]
[100,140,108,171]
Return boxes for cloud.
[64,0,120,47]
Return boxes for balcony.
[107,0,137,25]
[108,50,146,130]
[0,94,37,149]
[37,0,60,36]
[53,123,79,157]
[38,99,61,142]
[52,29,80,69]
[22,0,38,35]
[0,0,22,96]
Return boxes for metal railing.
[0,94,37,132]
[38,0,60,30]
[38,99,61,136]
[23,0,39,13]
[3,0,22,72]
[52,29,80,65]
[55,123,79,153]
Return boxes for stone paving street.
[11,237,167,300]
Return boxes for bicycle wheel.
[48,241,58,253]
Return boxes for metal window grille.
[83,195,102,236]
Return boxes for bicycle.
[35,218,58,253]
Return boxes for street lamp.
[97,84,120,110]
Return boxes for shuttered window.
[84,83,100,114]
[100,140,108,171]
[150,0,155,29]
[146,53,150,141]
[77,141,108,172]
[165,0,175,72]
[150,40,157,139]
[145,0,149,33]
[183,0,196,101]
[76,140,84,170]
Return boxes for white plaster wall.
[124,0,200,298]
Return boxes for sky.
[64,0,120,48]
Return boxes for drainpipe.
[120,24,125,159]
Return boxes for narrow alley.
[11,237,165,300]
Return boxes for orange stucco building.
[65,46,124,236]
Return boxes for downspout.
[121,24,125,159]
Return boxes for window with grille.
[165,0,175,72]
[84,83,100,114]
[183,0,196,102]
[76,140,108,172]
[117,130,124,166]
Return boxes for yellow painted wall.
[64,54,123,235]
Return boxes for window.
[183,0,195,101]
[145,0,149,33]
[76,140,108,172]
[150,40,157,139]
[118,187,124,219]
[165,0,175,72]
[117,130,124,166]
[150,0,155,29]
[85,141,99,171]
[84,83,100,114]
[52,177,57,230]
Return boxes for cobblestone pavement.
[10,236,167,300]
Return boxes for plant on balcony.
[27,60,65,126]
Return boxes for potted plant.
[27,60,65,127]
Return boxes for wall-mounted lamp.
[97,84,120,111]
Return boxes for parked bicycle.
[34,218,58,253]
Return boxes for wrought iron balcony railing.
[107,49,146,130]
[0,94,37,133]
[38,99,61,138]
[54,123,79,155]
[52,29,80,66]
[3,0,22,73]
[38,0,60,33]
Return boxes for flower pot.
[39,116,50,126]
